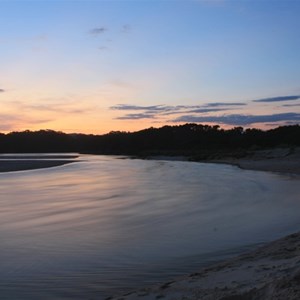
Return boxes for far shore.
[205,147,300,175]
[1,148,300,175]
[143,147,300,175]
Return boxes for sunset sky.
[1,0,300,134]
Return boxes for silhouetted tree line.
[0,124,299,156]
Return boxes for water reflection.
[0,155,300,299]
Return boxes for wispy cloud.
[98,46,110,51]
[204,102,246,107]
[8,101,93,115]
[111,103,245,119]
[89,27,108,36]
[111,100,299,125]
[0,113,52,131]
[0,89,5,93]
[187,108,229,113]
[116,113,156,120]
[111,104,173,112]
[112,104,207,111]
[173,113,300,126]
[282,103,300,107]
[111,104,195,117]
[121,24,131,33]
[27,104,90,114]
[0,114,20,131]
[253,95,300,103]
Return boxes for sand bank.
[206,147,300,175]
[0,159,77,172]
[110,232,300,300]
[143,148,300,175]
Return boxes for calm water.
[0,155,300,299]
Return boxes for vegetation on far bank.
[0,124,299,159]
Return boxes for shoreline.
[204,147,300,175]
[110,231,300,300]
[1,147,299,175]
[111,149,300,299]
[144,147,300,175]
[204,158,300,175]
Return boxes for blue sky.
[0,0,299,133]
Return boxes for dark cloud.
[204,102,246,107]
[89,27,108,36]
[111,103,243,119]
[112,104,159,110]
[282,103,300,107]
[111,104,206,112]
[111,104,241,111]
[187,108,229,113]
[265,121,300,127]
[0,89,5,93]
[111,104,173,112]
[253,95,300,103]
[173,113,300,126]
[116,113,156,120]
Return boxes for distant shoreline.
[142,147,300,175]
[204,147,300,175]
[1,148,300,175]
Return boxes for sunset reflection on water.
[0,155,300,299]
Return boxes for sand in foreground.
[110,232,300,300]
[111,150,300,300]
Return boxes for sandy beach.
[110,232,300,300]
[144,147,300,175]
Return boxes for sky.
[0,0,300,134]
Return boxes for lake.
[0,155,299,299]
